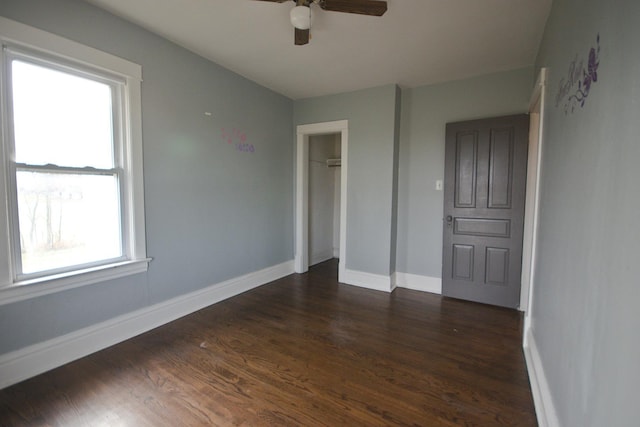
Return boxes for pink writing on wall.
[221,127,254,153]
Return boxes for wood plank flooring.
[0,260,537,426]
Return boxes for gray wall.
[0,0,293,354]
[531,0,640,425]
[294,85,400,276]
[395,68,533,279]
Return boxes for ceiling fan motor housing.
[290,5,313,30]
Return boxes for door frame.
[521,68,547,335]
[295,120,348,282]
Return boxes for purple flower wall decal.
[555,34,601,114]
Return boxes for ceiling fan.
[255,0,388,45]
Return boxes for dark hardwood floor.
[0,260,537,426]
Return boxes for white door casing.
[521,68,547,337]
[295,120,348,282]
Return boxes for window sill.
[0,258,152,306]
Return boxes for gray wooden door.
[442,115,529,308]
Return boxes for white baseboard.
[393,272,442,294]
[342,268,392,292]
[0,260,295,390]
[523,327,561,427]
[340,270,442,295]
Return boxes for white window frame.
[0,17,150,305]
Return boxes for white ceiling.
[83,0,552,100]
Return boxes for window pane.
[16,172,122,275]
[11,60,115,169]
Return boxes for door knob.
[446,215,453,222]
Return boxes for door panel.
[485,247,509,285]
[488,128,514,208]
[455,131,478,208]
[442,115,529,308]
[452,244,474,281]
[454,218,511,237]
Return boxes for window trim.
[0,16,149,306]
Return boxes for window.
[0,17,148,304]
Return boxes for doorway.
[295,120,348,282]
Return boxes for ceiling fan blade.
[320,0,387,16]
[295,28,310,45]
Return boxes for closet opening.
[308,133,342,267]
